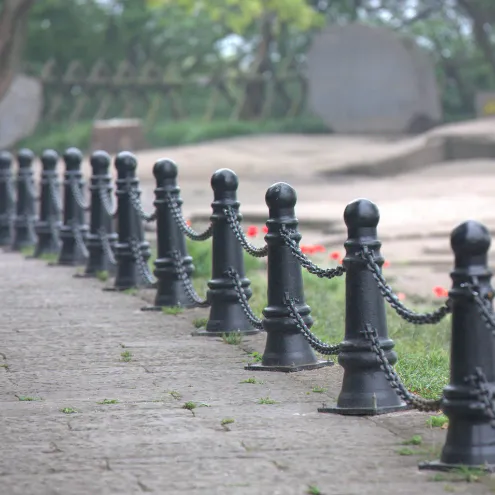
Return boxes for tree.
[0,0,35,101]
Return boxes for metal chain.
[48,178,63,214]
[72,222,89,259]
[461,282,495,335]
[69,178,90,211]
[98,182,117,218]
[465,367,495,427]
[361,247,451,324]
[98,227,116,265]
[362,323,442,412]
[223,206,268,258]
[279,226,346,279]
[225,267,264,329]
[128,187,156,223]
[49,221,61,249]
[172,250,210,307]
[129,237,156,286]
[165,193,213,241]
[6,177,16,211]
[284,295,340,355]
[25,177,38,201]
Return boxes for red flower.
[186,220,191,227]
[383,260,390,268]
[301,245,313,254]
[433,286,448,298]
[397,292,406,301]
[314,244,325,253]
[246,226,258,238]
[262,225,268,234]
[329,251,341,260]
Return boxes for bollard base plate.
[103,287,136,292]
[418,460,495,472]
[192,329,260,337]
[318,402,409,416]
[73,273,96,279]
[245,359,333,373]
[141,306,163,312]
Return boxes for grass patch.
[39,252,59,263]
[120,350,132,362]
[16,395,42,401]
[61,407,78,414]
[249,351,263,363]
[123,288,137,296]
[96,270,109,282]
[182,401,197,416]
[306,486,321,495]
[97,399,119,405]
[222,332,243,345]
[162,306,183,315]
[312,386,327,394]
[193,317,208,328]
[396,447,416,456]
[169,390,182,400]
[240,377,262,384]
[258,396,277,405]
[427,414,449,428]
[402,435,422,446]
[20,246,35,257]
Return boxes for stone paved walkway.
[1,252,493,494]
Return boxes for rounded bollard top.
[451,220,491,259]
[343,198,380,230]
[265,182,297,211]
[153,158,177,183]
[211,168,238,193]
[63,147,83,170]
[0,150,13,169]
[90,150,111,174]
[17,148,35,168]
[41,149,58,171]
[115,151,137,176]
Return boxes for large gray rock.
[0,74,43,148]
[307,24,442,134]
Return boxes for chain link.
[72,222,89,259]
[25,177,38,201]
[165,193,213,241]
[49,221,61,249]
[128,187,156,222]
[223,206,268,258]
[48,178,63,214]
[465,367,495,427]
[6,177,16,211]
[69,178,89,211]
[172,250,210,307]
[98,227,116,265]
[362,323,443,412]
[284,295,340,355]
[279,226,346,279]
[225,267,264,329]
[98,182,117,217]
[129,237,156,286]
[362,247,451,324]
[461,282,495,335]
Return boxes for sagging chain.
[48,178,62,214]
[98,228,116,265]
[165,192,213,241]
[461,281,495,336]
[6,177,16,211]
[284,295,340,355]
[71,222,89,259]
[223,206,268,258]
[49,221,61,249]
[128,187,156,223]
[279,226,346,279]
[25,177,38,201]
[226,267,264,329]
[465,367,495,427]
[129,237,156,286]
[69,178,90,211]
[172,250,209,307]
[98,182,117,218]
[361,246,451,325]
[362,324,442,412]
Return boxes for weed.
[427,414,448,428]
[193,317,208,328]
[20,246,35,257]
[307,486,321,495]
[40,253,58,263]
[240,377,262,384]
[123,288,137,296]
[182,401,197,416]
[162,306,183,315]
[312,386,327,393]
[121,350,132,362]
[169,390,182,400]
[452,466,484,482]
[221,418,235,426]
[96,270,109,282]
[397,447,415,456]
[0,363,9,370]
[402,435,422,446]
[258,396,277,405]
[249,351,263,362]
[16,395,42,401]
[222,332,243,345]
[97,399,119,405]
[61,407,78,414]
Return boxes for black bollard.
[0,151,14,246]
[57,148,89,266]
[194,169,258,336]
[246,182,329,371]
[150,159,196,307]
[33,149,62,258]
[319,199,405,414]
[420,221,495,470]
[83,150,118,276]
[112,151,151,291]
[11,148,37,251]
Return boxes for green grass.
[222,332,243,345]
[16,117,330,155]
[258,396,277,405]
[39,252,59,263]
[97,399,119,405]
[96,270,109,282]
[61,407,78,414]
[120,350,132,362]
[16,395,42,401]
[427,414,449,428]
[20,246,35,257]
[402,435,423,446]
[169,390,182,400]
[307,486,322,495]
[312,386,327,394]
[193,317,208,328]
[240,377,262,384]
[162,306,183,315]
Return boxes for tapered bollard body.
[12,149,37,251]
[0,151,14,246]
[152,159,195,307]
[246,182,329,371]
[84,151,117,276]
[34,150,62,257]
[57,148,89,265]
[319,199,405,414]
[196,169,257,336]
[113,152,150,290]
[420,221,495,470]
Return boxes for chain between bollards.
[98,181,117,217]
[223,206,268,258]
[279,226,346,279]
[98,228,116,265]
[465,368,495,428]
[48,177,63,214]
[172,250,209,307]
[72,221,89,259]
[361,246,451,324]
[461,281,495,335]
[128,186,156,222]
[25,176,38,201]
[166,193,213,241]
[69,177,89,211]
[129,237,156,286]
[362,323,443,412]
[226,267,264,329]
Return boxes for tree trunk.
[0,0,35,102]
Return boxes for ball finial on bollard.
[63,147,83,170]
[343,198,380,237]
[450,220,491,259]
[0,150,12,169]
[115,151,137,176]
[40,149,59,171]
[265,182,297,213]
[90,150,111,174]
[153,158,177,184]
[17,148,35,168]
[211,168,238,198]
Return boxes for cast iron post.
[0,151,14,246]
